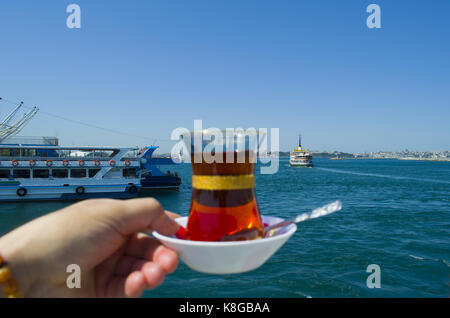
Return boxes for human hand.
[0,198,181,298]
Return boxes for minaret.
[298,134,302,150]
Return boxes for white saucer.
[152,215,297,274]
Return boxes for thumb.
[94,198,180,237]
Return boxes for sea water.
[0,158,449,297]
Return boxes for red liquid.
[186,151,263,241]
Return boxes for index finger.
[96,198,180,237]
[166,211,182,220]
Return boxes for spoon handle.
[264,200,342,237]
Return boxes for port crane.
[0,97,39,142]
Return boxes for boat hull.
[140,175,181,190]
[290,163,313,167]
[0,182,140,202]
[289,159,313,167]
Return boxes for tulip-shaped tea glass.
[182,129,265,242]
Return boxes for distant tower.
[298,134,302,150]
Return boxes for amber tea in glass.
[183,130,264,242]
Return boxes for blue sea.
[1,158,449,297]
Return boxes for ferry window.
[89,169,101,178]
[33,169,50,178]
[20,149,35,157]
[53,169,68,178]
[13,169,30,179]
[0,149,11,156]
[71,169,87,178]
[123,168,137,178]
[0,169,10,178]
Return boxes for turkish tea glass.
[182,129,265,242]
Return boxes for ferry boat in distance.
[289,135,313,167]
[0,137,181,202]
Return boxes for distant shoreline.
[329,157,450,162]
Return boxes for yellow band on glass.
[192,174,255,190]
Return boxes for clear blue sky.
[1,0,449,153]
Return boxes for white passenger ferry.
[0,98,180,201]
[0,137,181,201]
[289,135,313,167]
